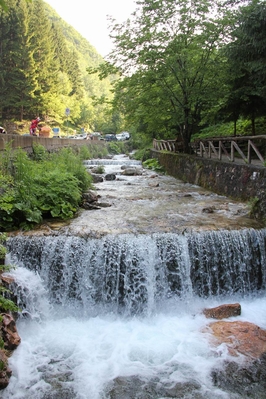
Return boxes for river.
[2,155,266,399]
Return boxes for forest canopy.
[0,0,115,132]
[98,0,266,151]
[1,0,266,148]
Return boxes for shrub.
[107,142,120,154]
[143,158,165,173]
[0,146,93,230]
[31,143,48,161]
[94,165,105,174]
[0,233,20,313]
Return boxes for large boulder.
[121,168,143,176]
[205,320,266,358]
[211,353,266,398]
[105,173,116,181]
[90,174,104,183]
[203,320,266,398]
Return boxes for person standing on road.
[30,117,40,136]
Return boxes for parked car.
[104,134,117,142]
[74,133,88,139]
[116,132,130,141]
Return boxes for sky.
[45,0,136,57]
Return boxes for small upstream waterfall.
[84,159,142,166]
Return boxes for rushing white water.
[3,228,266,399]
[2,264,266,399]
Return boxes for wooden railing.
[153,136,266,166]
[153,139,176,152]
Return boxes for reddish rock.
[2,314,21,350]
[205,321,266,358]
[0,349,12,390]
[0,275,15,285]
[203,303,241,319]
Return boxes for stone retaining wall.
[151,150,266,222]
[0,134,104,153]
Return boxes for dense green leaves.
[0,0,114,131]
[101,0,266,149]
[107,0,236,151]
[0,145,93,230]
[223,0,266,134]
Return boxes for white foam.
[3,273,266,399]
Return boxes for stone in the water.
[203,303,241,319]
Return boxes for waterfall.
[2,228,266,399]
[6,229,266,317]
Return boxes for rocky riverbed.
[37,154,263,238]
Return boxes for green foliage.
[0,233,20,313]
[31,143,48,161]
[133,148,151,162]
[0,234,7,261]
[248,196,260,217]
[0,360,5,371]
[0,146,93,230]
[87,143,109,159]
[220,1,266,134]
[107,142,120,155]
[0,289,20,312]
[142,159,165,173]
[32,170,81,219]
[193,117,266,141]
[0,142,14,175]
[0,0,114,131]
[108,0,234,152]
[78,145,92,161]
[94,165,105,174]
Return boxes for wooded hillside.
[0,0,114,132]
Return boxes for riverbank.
[151,150,266,224]
[10,154,263,238]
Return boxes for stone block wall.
[151,150,266,222]
[0,135,105,153]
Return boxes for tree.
[0,0,30,11]
[106,0,234,152]
[0,0,38,120]
[224,0,266,134]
